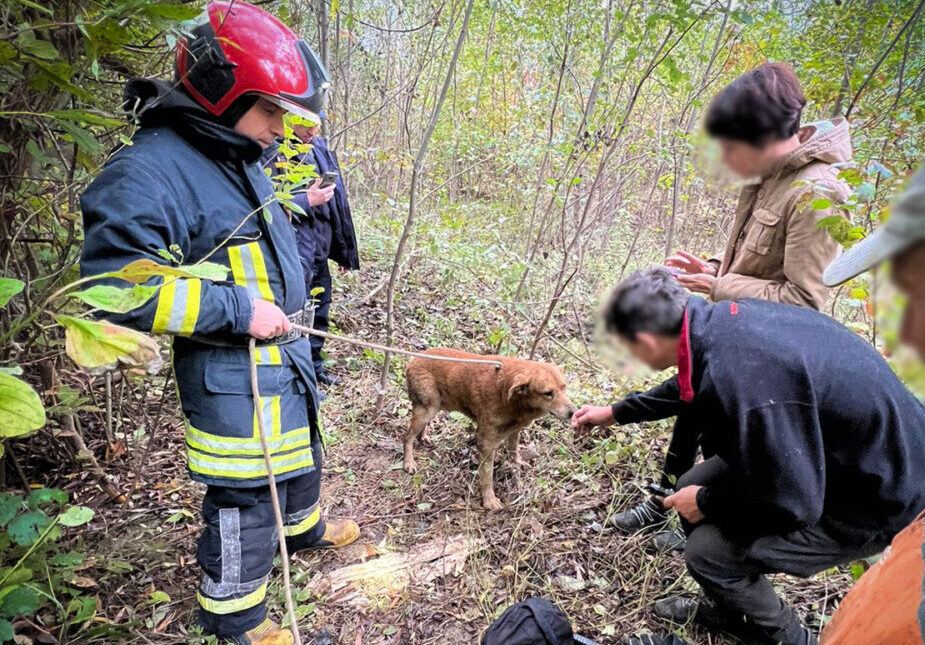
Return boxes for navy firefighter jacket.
[80,79,321,488]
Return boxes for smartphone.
[318,171,339,188]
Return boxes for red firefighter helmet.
[175,1,329,121]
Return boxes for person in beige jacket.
[668,62,851,311]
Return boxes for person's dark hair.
[604,267,689,340]
[705,62,806,146]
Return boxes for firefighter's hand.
[248,299,291,339]
[306,178,335,207]
[664,485,704,523]
[665,250,717,276]
[570,405,615,433]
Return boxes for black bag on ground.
[482,597,574,645]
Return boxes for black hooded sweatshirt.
[625,297,925,543]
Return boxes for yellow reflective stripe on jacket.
[152,278,201,335]
[283,503,320,537]
[253,396,282,439]
[186,423,312,457]
[254,345,282,365]
[197,583,266,615]
[187,446,314,479]
[228,243,275,303]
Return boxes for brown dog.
[403,348,576,511]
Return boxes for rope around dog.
[289,323,504,369]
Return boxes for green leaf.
[59,505,93,527]
[16,33,58,60]
[25,488,67,509]
[55,315,162,372]
[141,4,202,20]
[850,561,866,580]
[7,510,51,546]
[0,372,46,439]
[147,590,171,604]
[0,493,21,528]
[0,278,24,307]
[809,198,831,210]
[0,619,13,641]
[0,585,40,618]
[57,120,101,155]
[183,262,229,282]
[49,550,84,567]
[70,284,158,313]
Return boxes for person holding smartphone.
[288,115,359,390]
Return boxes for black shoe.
[653,527,686,553]
[316,369,342,386]
[653,596,699,624]
[613,497,669,534]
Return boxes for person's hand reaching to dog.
[570,405,615,434]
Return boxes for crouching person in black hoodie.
[575,267,925,645]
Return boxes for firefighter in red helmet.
[80,3,359,643]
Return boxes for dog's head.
[507,363,577,421]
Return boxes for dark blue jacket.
[290,136,359,275]
[674,297,925,542]
[80,79,320,488]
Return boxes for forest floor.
[29,205,857,645]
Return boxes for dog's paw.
[482,495,504,511]
[403,459,417,474]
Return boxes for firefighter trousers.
[196,441,325,636]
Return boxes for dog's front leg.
[477,434,503,511]
[506,429,527,466]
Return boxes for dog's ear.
[507,372,531,401]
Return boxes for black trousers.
[308,258,333,373]
[197,442,325,637]
[677,457,891,645]
[659,413,711,489]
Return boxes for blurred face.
[234,98,286,148]
[622,332,679,371]
[292,123,320,143]
[892,241,925,360]
[717,138,774,178]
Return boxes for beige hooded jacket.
[711,117,852,310]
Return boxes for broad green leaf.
[7,510,50,546]
[0,619,11,642]
[0,278,24,307]
[183,262,229,282]
[0,372,46,439]
[58,505,93,527]
[55,315,161,372]
[809,198,831,210]
[102,259,197,284]
[0,568,31,588]
[49,551,84,567]
[0,585,40,619]
[57,120,102,155]
[26,488,67,509]
[0,493,21,528]
[70,284,158,313]
[16,33,58,60]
